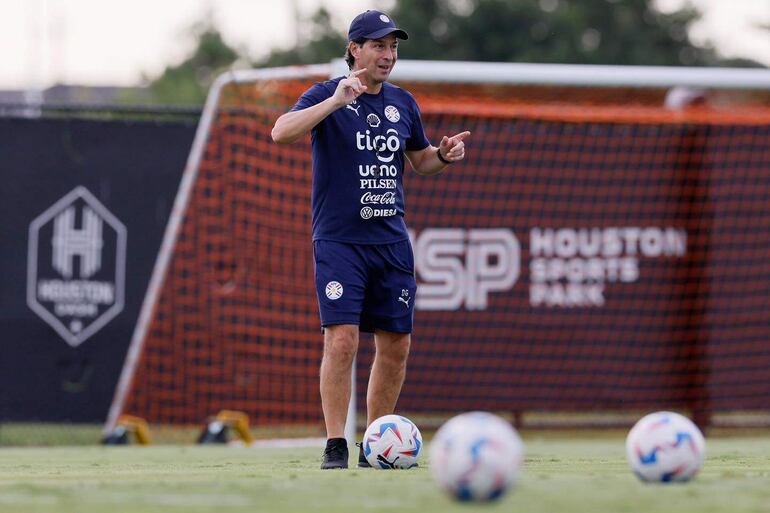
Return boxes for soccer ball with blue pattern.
[625,411,705,483]
[363,414,422,469]
[430,412,524,502]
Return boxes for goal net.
[107,60,770,435]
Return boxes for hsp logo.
[411,228,521,311]
[27,187,127,347]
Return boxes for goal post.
[107,60,770,437]
[105,64,333,436]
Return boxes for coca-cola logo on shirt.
[360,191,397,205]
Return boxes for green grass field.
[1,435,769,513]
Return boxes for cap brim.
[364,27,409,40]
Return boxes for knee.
[324,330,358,365]
[379,336,410,365]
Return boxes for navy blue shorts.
[313,239,416,334]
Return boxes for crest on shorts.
[385,105,400,123]
[325,281,343,300]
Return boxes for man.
[271,9,470,469]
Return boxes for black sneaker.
[356,442,371,468]
[320,438,348,469]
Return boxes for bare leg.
[366,330,411,426]
[320,324,359,438]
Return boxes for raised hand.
[333,69,368,108]
[438,131,471,163]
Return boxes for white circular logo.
[379,14,390,23]
[384,105,400,123]
[360,207,374,219]
[325,281,343,300]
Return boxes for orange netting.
[122,77,770,427]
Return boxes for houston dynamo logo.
[27,187,127,347]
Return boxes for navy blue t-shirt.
[291,77,430,244]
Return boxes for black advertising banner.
[0,116,194,422]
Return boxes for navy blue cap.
[348,10,409,41]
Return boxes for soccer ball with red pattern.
[363,414,422,469]
[625,411,706,483]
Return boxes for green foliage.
[148,23,241,105]
[388,0,757,66]
[143,1,764,105]
[254,0,765,68]
[256,7,347,67]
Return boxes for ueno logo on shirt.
[356,128,401,163]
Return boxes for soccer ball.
[362,414,422,469]
[430,412,524,501]
[625,411,705,483]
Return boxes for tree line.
[144,0,764,105]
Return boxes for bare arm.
[405,131,471,175]
[271,68,368,144]
[271,98,342,144]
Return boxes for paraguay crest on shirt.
[385,105,400,123]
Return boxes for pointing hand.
[438,131,471,163]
